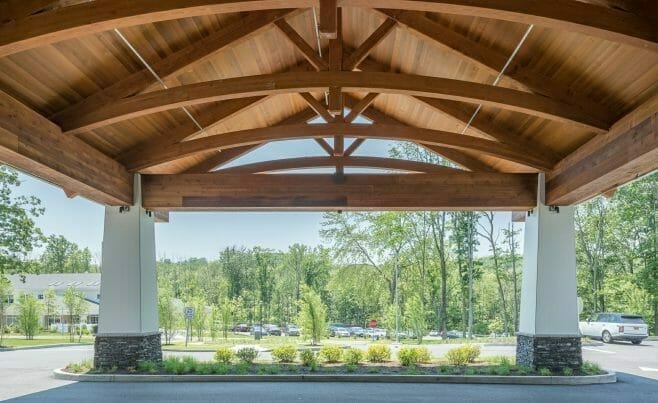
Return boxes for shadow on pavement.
[6,372,658,403]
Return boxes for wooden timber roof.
[0,1,657,211]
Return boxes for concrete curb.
[0,343,93,352]
[53,368,616,385]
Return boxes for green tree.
[43,287,57,328]
[220,298,235,339]
[158,287,180,345]
[297,285,327,345]
[189,295,208,341]
[0,277,12,346]
[405,294,427,344]
[478,212,511,335]
[16,293,41,339]
[0,166,44,276]
[62,286,86,342]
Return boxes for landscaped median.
[54,344,616,385]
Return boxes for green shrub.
[415,347,431,363]
[300,349,317,367]
[495,365,510,375]
[538,367,552,376]
[562,367,574,376]
[136,360,158,373]
[516,366,531,376]
[163,357,187,374]
[67,359,93,373]
[271,345,297,363]
[397,347,419,366]
[445,344,480,366]
[235,347,258,364]
[397,347,431,366]
[366,344,391,363]
[212,364,229,375]
[319,345,343,363]
[214,347,234,364]
[344,348,363,365]
[581,361,602,375]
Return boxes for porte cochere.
[0,0,656,369]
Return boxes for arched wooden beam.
[123,123,554,171]
[62,71,608,135]
[217,156,463,174]
[1,0,655,57]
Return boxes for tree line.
[1,158,656,340]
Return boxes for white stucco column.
[95,174,161,368]
[516,174,582,369]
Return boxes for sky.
[10,116,523,263]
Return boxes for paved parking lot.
[1,341,657,402]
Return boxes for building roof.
[7,273,101,292]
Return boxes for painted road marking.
[639,367,658,372]
[583,347,615,354]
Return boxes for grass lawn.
[0,333,94,348]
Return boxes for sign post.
[369,319,377,341]
[184,307,195,347]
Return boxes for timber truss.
[0,1,657,211]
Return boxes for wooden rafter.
[184,145,262,173]
[127,123,554,171]
[140,172,538,211]
[217,156,464,174]
[299,93,334,122]
[1,0,656,57]
[380,9,614,125]
[62,71,609,135]
[343,18,397,71]
[176,107,318,173]
[274,19,328,70]
[52,9,292,125]
[0,90,133,205]
[315,138,335,155]
[343,138,366,157]
[319,0,338,39]
[355,57,561,164]
[327,7,343,116]
[344,93,379,123]
[546,93,658,205]
[344,96,499,172]
[118,96,268,164]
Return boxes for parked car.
[285,324,300,336]
[328,323,347,337]
[429,330,440,337]
[365,328,387,340]
[349,326,365,337]
[250,325,267,337]
[445,330,462,339]
[265,324,282,336]
[232,323,250,333]
[579,313,648,344]
[334,327,351,338]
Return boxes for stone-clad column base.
[94,333,162,369]
[516,334,582,370]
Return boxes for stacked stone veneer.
[94,333,162,369]
[516,334,582,370]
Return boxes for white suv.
[579,313,648,344]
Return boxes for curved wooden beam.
[1,0,655,57]
[124,123,554,171]
[62,71,608,135]
[217,156,462,174]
